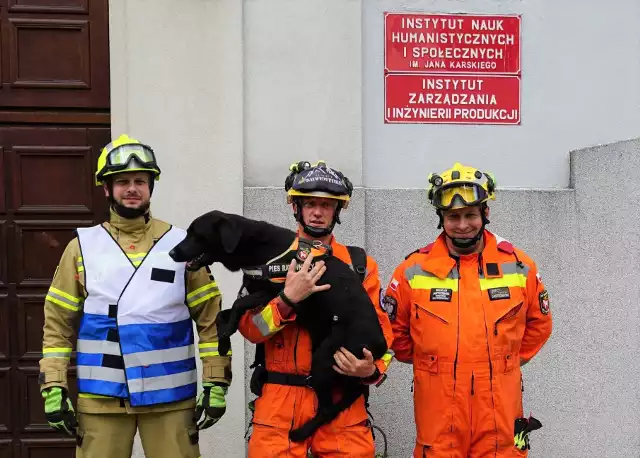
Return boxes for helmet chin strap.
[446,227,484,249]
[293,200,343,238]
[438,204,490,250]
[106,178,151,220]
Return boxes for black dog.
[169,210,387,442]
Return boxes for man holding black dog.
[238,161,394,457]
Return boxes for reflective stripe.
[405,264,459,281]
[77,365,126,383]
[408,276,459,292]
[479,262,529,290]
[42,347,72,359]
[406,264,459,291]
[46,288,82,311]
[187,282,219,299]
[124,252,146,268]
[76,257,84,273]
[200,350,231,357]
[496,262,530,277]
[79,393,113,399]
[48,287,81,303]
[479,274,527,291]
[128,369,197,393]
[187,282,220,308]
[252,306,284,337]
[123,344,195,367]
[380,350,394,369]
[126,252,147,260]
[198,342,231,357]
[77,339,121,355]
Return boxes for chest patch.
[488,287,511,301]
[430,288,452,302]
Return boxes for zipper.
[453,258,460,383]
[414,303,449,323]
[471,373,475,396]
[493,302,524,336]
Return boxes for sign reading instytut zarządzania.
[385,12,521,74]
[385,74,520,125]
[384,12,521,125]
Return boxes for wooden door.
[0,1,110,456]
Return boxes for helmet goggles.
[431,182,489,210]
[105,143,157,171]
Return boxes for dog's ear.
[219,217,241,254]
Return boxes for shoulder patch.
[405,243,433,260]
[496,240,514,254]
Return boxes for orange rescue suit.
[386,231,552,458]
[239,237,394,457]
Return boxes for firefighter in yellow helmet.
[238,161,395,457]
[384,162,552,457]
[427,161,497,250]
[94,134,161,217]
[39,134,232,458]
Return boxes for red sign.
[385,74,520,125]
[385,13,521,74]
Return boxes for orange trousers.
[412,363,527,458]
[248,420,374,458]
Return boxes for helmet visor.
[107,144,157,168]
[433,183,488,210]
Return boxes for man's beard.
[111,196,150,219]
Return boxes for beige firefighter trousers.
[75,408,201,458]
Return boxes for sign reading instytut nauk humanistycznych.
[384,12,522,125]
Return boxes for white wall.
[364,0,640,188]
[109,0,245,456]
[243,0,363,186]
[110,0,640,456]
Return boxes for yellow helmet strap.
[292,197,344,238]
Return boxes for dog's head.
[169,210,296,271]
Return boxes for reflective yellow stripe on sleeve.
[252,305,284,337]
[186,282,220,308]
[46,287,82,312]
[198,342,232,357]
[42,347,72,359]
[379,350,394,370]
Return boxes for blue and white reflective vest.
[75,224,196,406]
